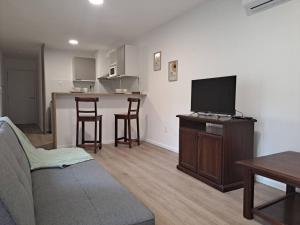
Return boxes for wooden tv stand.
[176,114,256,192]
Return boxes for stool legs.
[136,117,140,145]
[99,118,102,150]
[124,119,127,142]
[76,121,79,147]
[128,119,132,148]
[76,119,102,153]
[114,117,140,148]
[94,119,97,154]
[115,117,118,147]
[82,121,85,144]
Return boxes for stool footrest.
[78,143,102,150]
[116,137,126,140]
[116,139,140,144]
[82,140,101,143]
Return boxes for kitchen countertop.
[52,92,147,97]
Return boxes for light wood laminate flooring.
[92,143,283,225]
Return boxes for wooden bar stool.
[115,98,141,148]
[75,97,102,153]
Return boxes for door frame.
[2,49,46,130]
[41,44,46,133]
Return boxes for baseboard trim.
[256,176,286,191]
[145,141,286,192]
[102,140,115,145]
[145,139,178,153]
[57,140,116,149]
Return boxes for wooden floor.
[92,143,283,225]
[26,132,53,149]
[20,124,53,149]
[26,130,283,225]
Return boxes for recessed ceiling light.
[89,0,104,5]
[69,39,79,45]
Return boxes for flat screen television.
[191,76,236,115]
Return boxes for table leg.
[243,168,254,219]
[286,184,296,195]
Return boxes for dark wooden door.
[197,133,223,184]
[179,128,198,172]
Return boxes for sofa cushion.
[0,122,35,225]
[32,160,155,225]
[0,200,16,225]
[0,122,31,183]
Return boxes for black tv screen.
[191,76,236,115]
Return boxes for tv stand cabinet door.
[197,133,223,184]
[179,128,198,172]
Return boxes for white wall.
[136,0,300,189]
[44,48,96,131]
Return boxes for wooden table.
[237,151,300,225]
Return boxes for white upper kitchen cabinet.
[114,45,139,77]
[73,57,96,81]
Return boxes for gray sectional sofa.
[0,121,155,225]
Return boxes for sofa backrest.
[0,121,36,225]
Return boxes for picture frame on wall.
[168,60,178,81]
[153,51,161,71]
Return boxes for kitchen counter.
[52,92,147,148]
[52,92,147,97]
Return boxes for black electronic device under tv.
[191,75,236,115]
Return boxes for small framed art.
[153,51,161,71]
[168,60,178,81]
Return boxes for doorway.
[2,50,52,149]
[7,69,37,124]
[3,56,39,127]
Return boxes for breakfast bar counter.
[52,92,147,98]
[52,92,146,148]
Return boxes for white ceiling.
[0,0,205,54]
